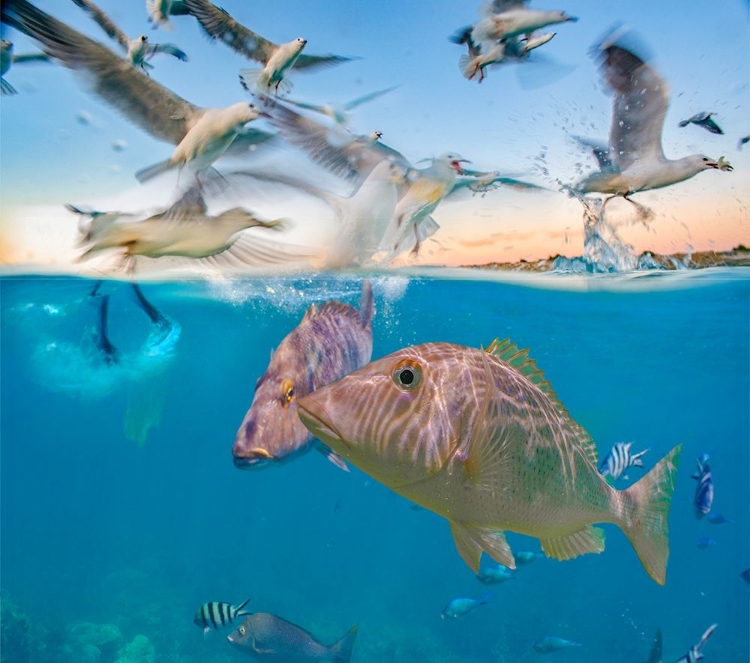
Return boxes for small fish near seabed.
[227,613,358,662]
[232,282,373,471]
[696,536,717,549]
[691,453,714,519]
[441,593,491,619]
[515,551,545,566]
[598,442,649,481]
[707,512,731,525]
[533,635,581,654]
[194,598,252,635]
[477,565,516,584]
[297,338,682,585]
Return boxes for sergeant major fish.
[194,597,251,635]
[233,281,373,471]
[298,339,682,585]
[598,442,649,480]
[227,613,358,662]
[691,454,714,518]
[476,565,515,584]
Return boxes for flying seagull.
[0,38,50,95]
[181,0,352,95]
[72,0,188,73]
[678,111,724,135]
[146,0,189,31]
[283,86,399,126]
[1,0,274,182]
[574,26,732,215]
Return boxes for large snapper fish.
[298,339,681,585]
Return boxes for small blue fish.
[515,551,545,566]
[533,636,582,654]
[674,623,717,663]
[477,565,516,584]
[441,593,491,619]
[707,512,731,525]
[598,442,649,480]
[696,537,717,549]
[691,454,714,519]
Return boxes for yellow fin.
[485,338,599,466]
[540,525,606,561]
[450,520,515,572]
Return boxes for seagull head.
[139,35,148,43]
[439,153,471,174]
[295,38,308,46]
[1,40,13,51]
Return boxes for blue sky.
[1,0,748,264]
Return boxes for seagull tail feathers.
[135,159,174,183]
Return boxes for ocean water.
[1,269,748,663]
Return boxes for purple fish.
[691,455,714,519]
[227,614,358,662]
[232,282,373,471]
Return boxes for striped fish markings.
[599,442,649,480]
[233,282,373,470]
[298,339,682,585]
[691,454,714,518]
[194,598,252,635]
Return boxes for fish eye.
[281,379,295,404]
[392,361,422,390]
[239,626,246,636]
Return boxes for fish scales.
[298,340,681,584]
[233,282,372,469]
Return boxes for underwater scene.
[1,0,749,662]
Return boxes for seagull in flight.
[283,86,399,126]
[574,26,733,216]
[72,0,188,73]
[1,38,50,94]
[181,0,353,95]
[678,111,724,135]
[2,0,274,183]
[146,0,189,31]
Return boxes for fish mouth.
[297,396,344,446]
[232,447,277,470]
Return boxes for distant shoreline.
[462,246,750,272]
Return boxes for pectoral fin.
[540,525,605,561]
[316,444,349,472]
[450,521,515,572]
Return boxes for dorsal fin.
[485,338,598,465]
[302,301,361,323]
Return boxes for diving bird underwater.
[298,338,682,585]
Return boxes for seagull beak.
[451,159,471,174]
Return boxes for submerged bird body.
[232,282,373,470]
[227,614,358,662]
[298,340,681,585]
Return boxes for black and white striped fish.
[598,442,649,480]
[194,598,251,634]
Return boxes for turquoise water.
[1,269,749,662]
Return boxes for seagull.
[146,0,189,31]
[1,0,274,183]
[72,0,188,73]
[678,111,724,135]
[283,86,399,126]
[181,0,352,95]
[739,135,750,150]
[574,27,733,215]
[0,39,50,95]
[76,186,291,270]
[458,1,577,50]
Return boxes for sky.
[0,0,748,269]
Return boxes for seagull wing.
[697,115,723,135]
[11,51,50,63]
[181,0,277,64]
[147,42,189,61]
[598,39,669,170]
[71,0,130,51]
[2,0,201,145]
[294,52,354,71]
[343,85,399,111]
[572,135,613,169]
[483,0,529,14]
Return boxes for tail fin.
[135,158,174,183]
[329,625,358,663]
[631,448,649,468]
[479,593,492,605]
[621,444,682,585]
[359,280,373,329]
